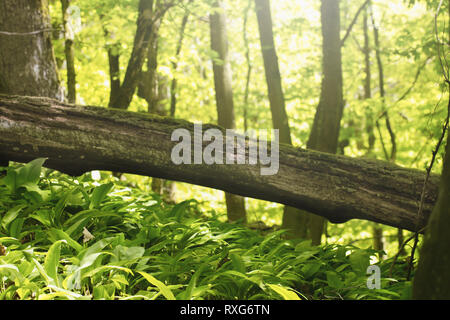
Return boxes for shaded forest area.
[1,0,450,300]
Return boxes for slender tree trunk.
[170,1,192,117]
[107,44,121,107]
[243,0,253,132]
[61,0,76,103]
[254,0,292,144]
[0,0,62,100]
[362,6,384,255]
[210,1,247,223]
[134,3,175,200]
[254,0,306,238]
[101,18,121,108]
[363,8,375,154]
[109,0,154,109]
[138,17,163,114]
[296,0,345,245]
[372,4,406,255]
[308,0,344,154]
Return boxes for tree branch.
[341,0,371,47]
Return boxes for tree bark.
[170,0,192,118]
[61,0,77,103]
[413,112,450,299]
[296,0,345,245]
[138,13,164,115]
[135,3,174,201]
[210,1,247,222]
[0,0,62,100]
[101,17,121,108]
[254,0,292,145]
[254,0,304,238]
[108,0,154,109]
[0,94,439,232]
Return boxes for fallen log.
[0,94,439,232]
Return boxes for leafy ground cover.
[0,159,412,300]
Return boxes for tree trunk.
[254,0,292,145]
[138,14,163,115]
[136,6,174,201]
[101,18,121,108]
[254,0,305,238]
[210,1,247,223]
[363,8,375,155]
[308,0,344,154]
[61,0,77,103]
[362,6,384,255]
[0,94,439,232]
[170,0,192,118]
[242,0,253,132]
[108,0,154,109]
[0,0,62,100]
[413,114,450,299]
[296,0,345,245]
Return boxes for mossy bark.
[0,0,62,99]
[0,94,440,232]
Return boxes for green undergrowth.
[0,159,412,300]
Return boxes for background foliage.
[1,0,448,299]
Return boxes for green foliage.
[0,160,411,300]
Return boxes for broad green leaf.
[4,158,46,192]
[0,264,24,283]
[17,158,47,186]
[53,192,70,226]
[112,245,145,262]
[168,200,193,219]
[1,204,26,230]
[89,182,114,209]
[48,228,83,253]
[326,271,343,289]
[82,265,133,279]
[349,250,371,274]
[93,284,116,300]
[267,284,301,300]
[64,209,120,236]
[8,218,24,238]
[295,240,313,252]
[44,240,66,286]
[138,271,176,300]
[2,169,18,192]
[40,285,87,300]
[301,262,322,278]
[32,258,51,285]
[230,252,246,273]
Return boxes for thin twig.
[388,227,426,278]
[341,0,371,47]
[394,56,433,106]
